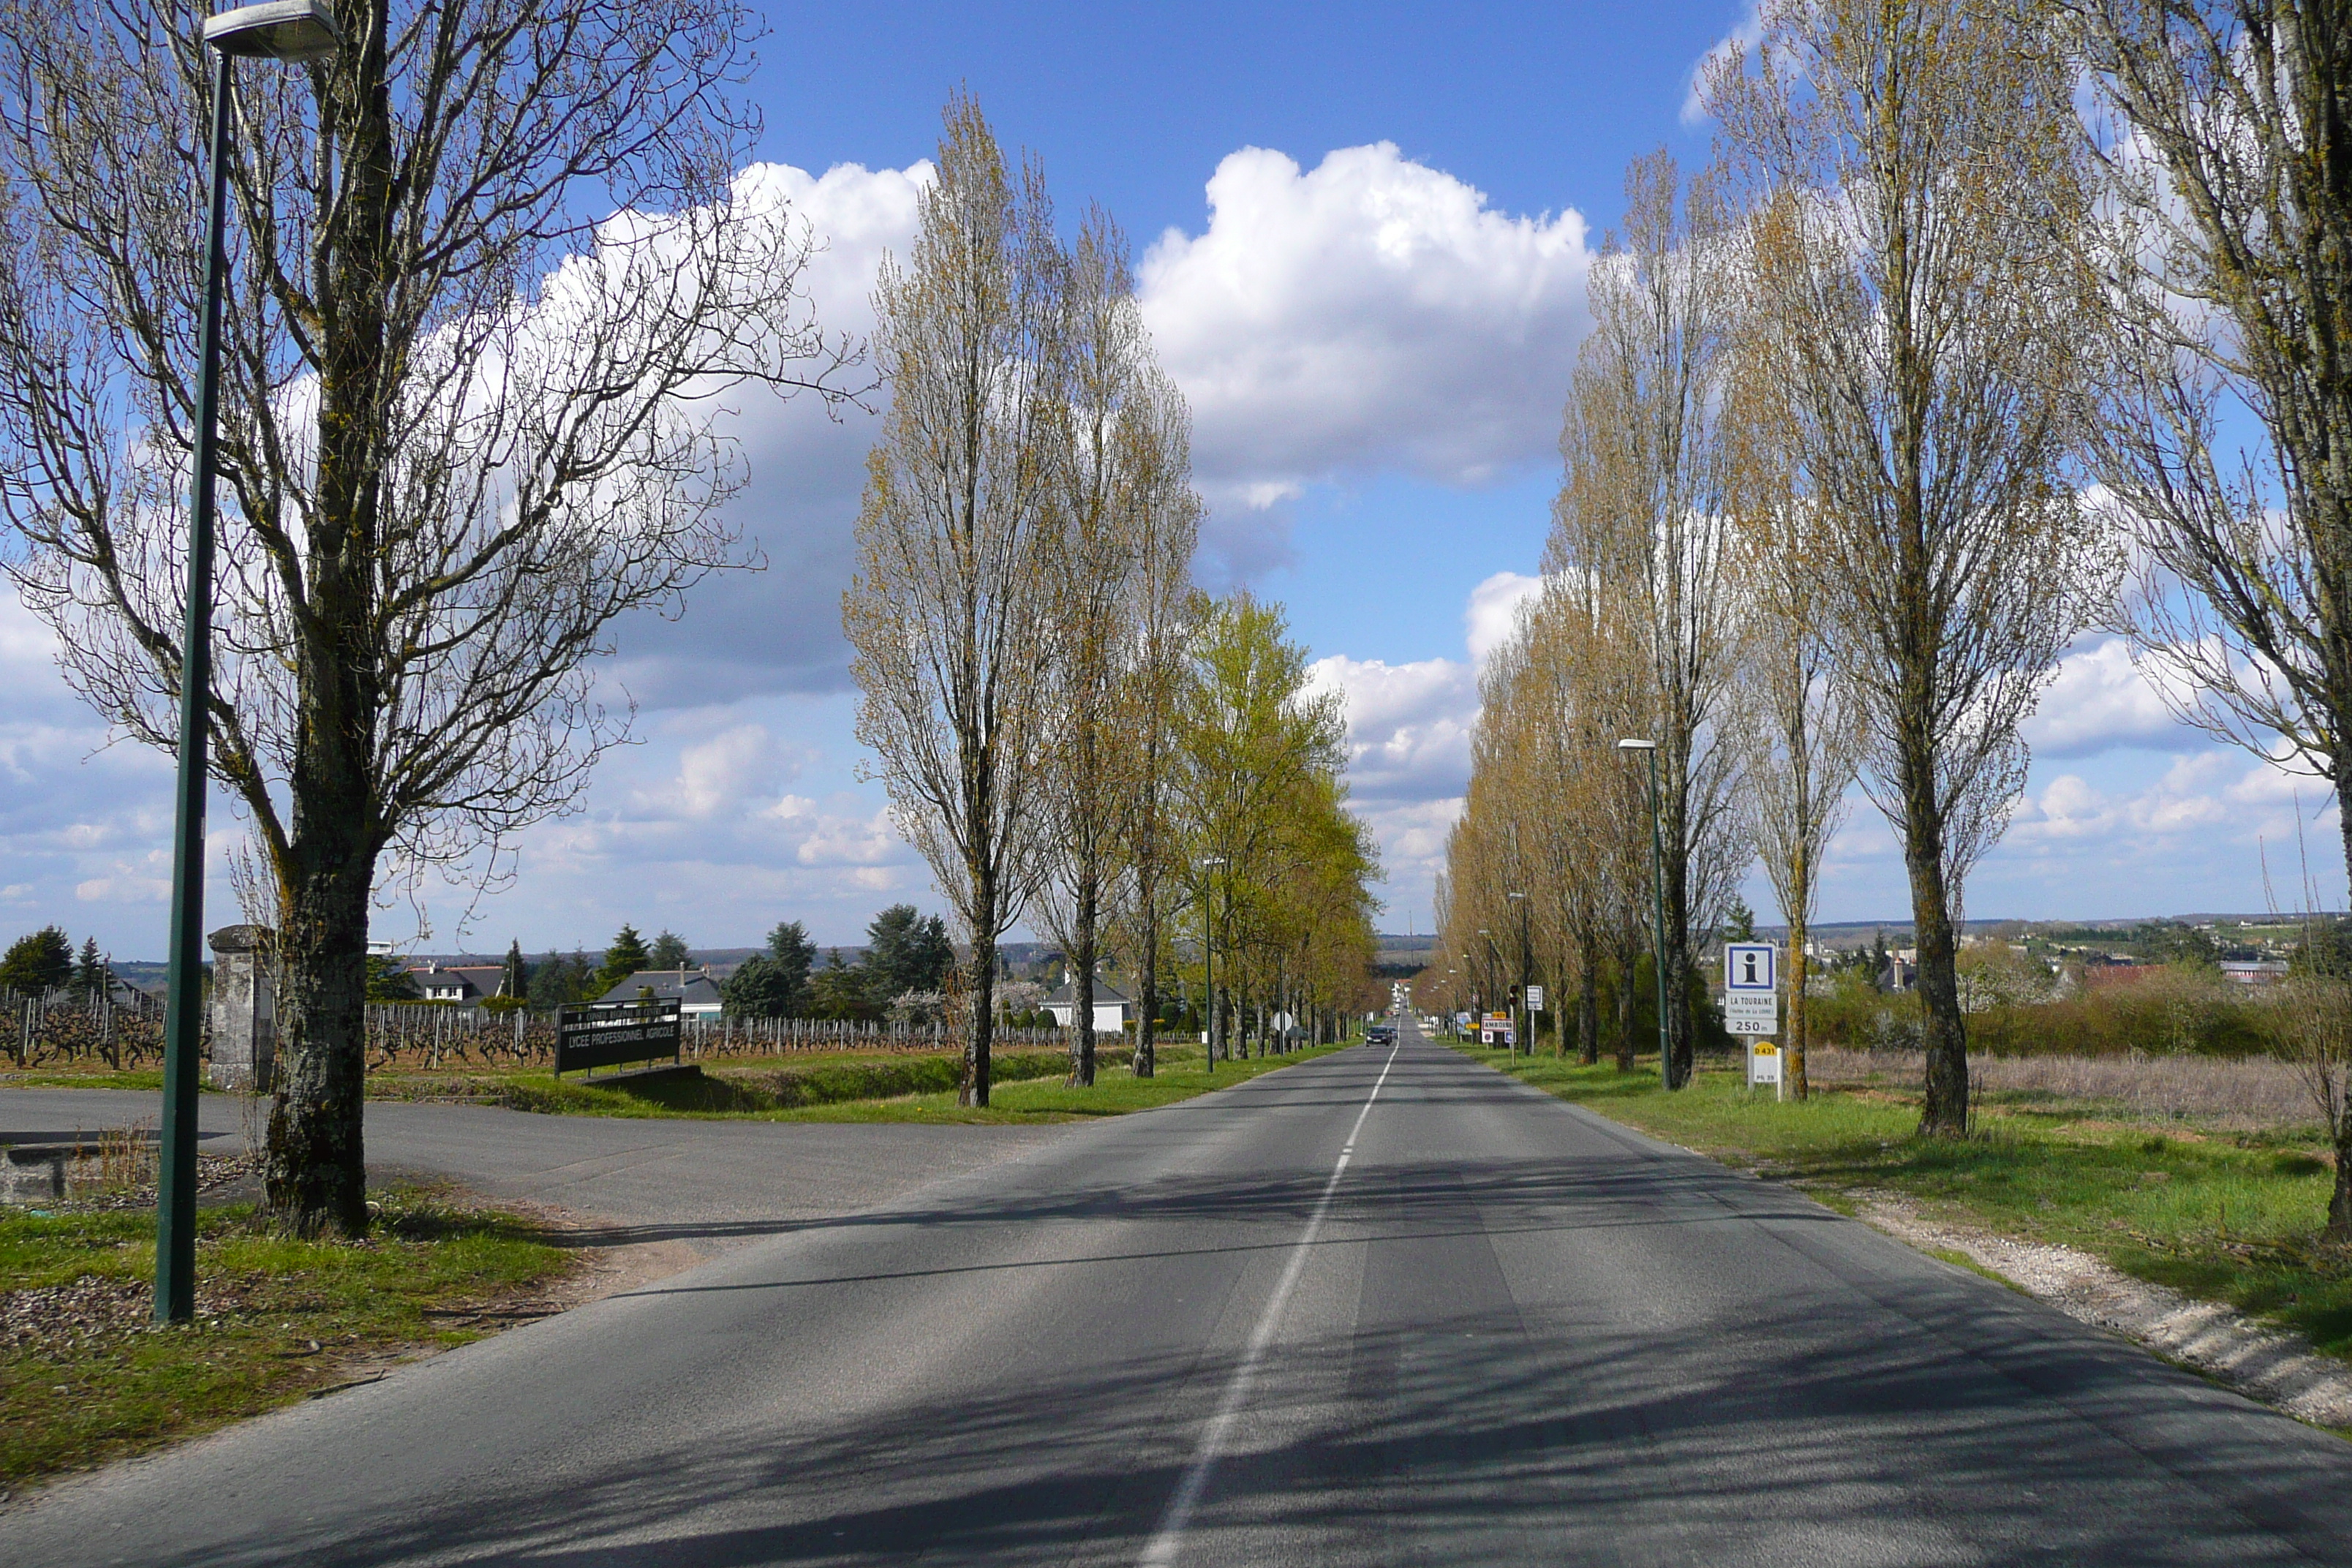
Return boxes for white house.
[1043,979,1133,1035]
[404,962,508,1009]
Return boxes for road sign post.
[1724,942,1783,1099]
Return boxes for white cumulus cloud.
[1309,654,1479,805]
[1139,143,1592,510]
[2021,636,2203,757]
[1463,570,1545,666]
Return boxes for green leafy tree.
[502,941,530,1001]
[766,921,818,992]
[527,950,599,1009]
[71,936,107,1001]
[808,950,883,1022]
[864,905,954,1003]
[647,930,692,970]
[1720,897,1757,945]
[598,927,650,994]
[725,921,818,1019]
[364,955,421,1003]
[2138,921,2220,970]
[0,925,74,992]
[1172,593,1354,1062]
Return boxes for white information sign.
[1746,1039,1784,1090]
[1525,984,1545,1012]
[1725,943,1778,993]
[1723,991,1780,1036]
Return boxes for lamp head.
[1616,737,1656,752]
[204,0,342,61]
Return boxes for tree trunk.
[964,930,997,1107]
[1578,931,1601,1066]
[1788,898,1810,1103]
[1135,881,1157,1078]
[263,838,373,1238]
[1662,832,1695,1088]
[2331,790,2352,1240]
[2329,1104,2352,1241]
[260,0,396,1239]
[1901,723,1968,1137]
[1613,941,1639,1074]
[1069,883,1097,1087]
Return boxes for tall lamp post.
[157,0,342,1327]
[1446,967,1458,1036]
[1617,738,1673,1090]
[1197,856,1226,1071]
[1477,928,1495,1046]
[1507,890,1529,1058]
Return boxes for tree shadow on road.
[243,1285,2352,1567]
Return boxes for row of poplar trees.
[845,97,1379,1105]
[1444,0,2352,1207]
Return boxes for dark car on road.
[1365,1022,1396,1044]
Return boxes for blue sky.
[1,1,2339,960]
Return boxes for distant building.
[2220,960,2290,987]
[1043,979,1133,1035]
[595,968,725,1019]
[403,962,509,1008]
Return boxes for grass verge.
[761,1042,1355,1123]
[0,1188,570,1493]
[4,1041,1360,1123]
[350,1039,1354,1123]
[1452,1041,2352,1360]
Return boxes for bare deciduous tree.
[1708,0,2111,1135]
[1545,150,1750,1088]
[1033,210,1155,1088]
[2065,0,2352,1228]
[1109,372,1202,1079]
[1725,356,1859,1100]
[0,0,851,1233]
[845,95,1060,1109]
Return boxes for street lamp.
[1445,967,1458,1036]
[1507,890,1529,1058]
[1478,927,1499,1048]
[157,0,342,1327]
[1618,738,1673,1090]
[1197,856,1226,1072]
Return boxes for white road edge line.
[1138,1036,1403,1567]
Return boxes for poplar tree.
[1545,151,1752,1088]
[2065,0,2352,1231]
[845,96,1060,1107]
[1707,0,2111,1134]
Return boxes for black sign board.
[555,999,683,1077]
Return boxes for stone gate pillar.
[207,924,276,1092]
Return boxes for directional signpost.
[1724,942,1782,1099]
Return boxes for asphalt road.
[0,1086,1066,1251]
[13,1022,2352,1565]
